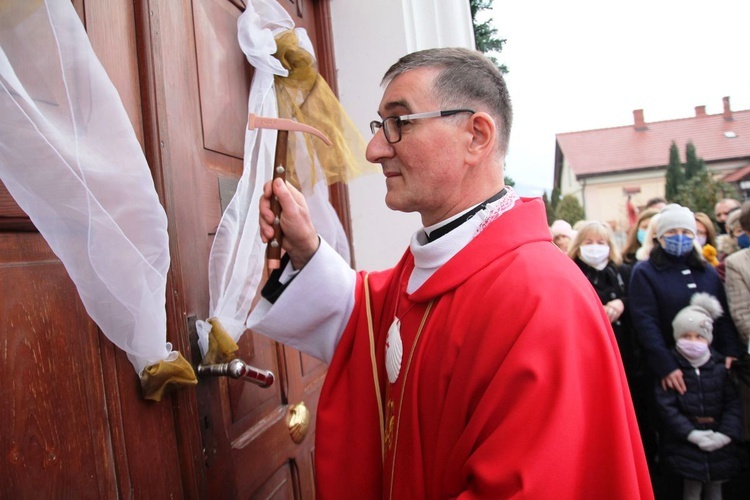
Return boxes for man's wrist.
[290,235,321,270]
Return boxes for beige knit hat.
[657,204,696,239]
[672,293,723,343]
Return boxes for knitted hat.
[550,220,574,238]
[656,204,696,239]
[672,292,723,343]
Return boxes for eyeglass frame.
[369,109,475,144]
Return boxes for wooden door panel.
[1,1,194,497]
[185,1,332,497]
[193,0,252,161]
[250,465,297,500]
[0,234,117,498]
[228,333,283,425]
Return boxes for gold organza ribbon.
[140,318,238,401]
[273,30,376,188]
[140,353,197,402]
[201,317,240,365]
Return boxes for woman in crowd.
[549,219,575,254]
[568,221,636,370]
[695,211,719,266]
[725,202,750,347]
[635,213,662,262]
[629,203,743,395]
[717,209,744,281]
[622,208,659,265]
[569,221,653,466]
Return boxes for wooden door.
[140,0,343,497]
[1,1,203,497]
[1,0,345,497]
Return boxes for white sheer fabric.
[0,0,175,375]
[197,0,351,353]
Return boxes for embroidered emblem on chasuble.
[382,299,434,498]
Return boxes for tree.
[504,175,515,187]
[551,186,561,213]
[671,169,737,218]
[684,141,704,181]
[469,0,508,73]
[542,191,555,224]
[665,141,684,201]
[555,194,585,226]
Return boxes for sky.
[486,0,750,197]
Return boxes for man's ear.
[465,112,496,166]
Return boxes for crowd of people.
[551,197,750,500]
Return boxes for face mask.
[738,233,750,249]
[696,235,707,247]
[637,229,647,244]
[676,338,709,361]
[662,234,694,256]
[580,243,610,268]
[717,221,726,234]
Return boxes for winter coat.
[574,258,641,379]
[655,349,743,482]
[725,248,750,346]
[629,247,743,379]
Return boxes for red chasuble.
[315,198,653,499]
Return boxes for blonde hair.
[694,212,717,247]
[567,221,623,266]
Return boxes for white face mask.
[696,235,707,247]
[579,243,610,269]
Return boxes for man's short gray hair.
[382,47,513,156]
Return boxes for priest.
[248,47,653,499]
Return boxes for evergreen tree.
[542,191,555,224]
[665,141,684,201]
[504,175,515,187]
[555,194,585,226]
[684,141,702,180]
[551,187,561,212]
[672,170,738,217]
[469,0,508,73]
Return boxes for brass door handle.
[196,359,274,388]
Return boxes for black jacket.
[574,259,641,379]
[654,348,743,482]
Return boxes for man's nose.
[365,129,395,163]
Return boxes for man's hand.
[260,178,320,270]
[661,369,686,395]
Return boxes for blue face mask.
[662,234,694,256]
[739,233,750,249]
[637,229,647,244]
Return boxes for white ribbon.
[197,0,351,354]
[0,0,174,374]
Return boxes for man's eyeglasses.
[369,109,475,144]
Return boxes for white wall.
[329,0,475,270]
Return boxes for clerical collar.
[424,189,507,243]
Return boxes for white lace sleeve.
[247,238,356,363]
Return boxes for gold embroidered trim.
[388,299,435,499]
[364,274,386,462]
